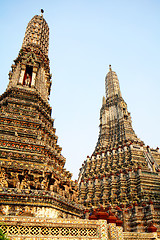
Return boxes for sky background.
[0,0,160,179]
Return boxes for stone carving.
[25,73,31,86]
[0,168,8,188]
[50,178,60,193]
[20,176,30,190]
[63,182,70,199]
[41,176,48,190]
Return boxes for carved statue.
[50,178,60,193]
[16,179,20,189]
[9,172,20,188]
[63,182,70,199]
[20,177,30,190]
[71,190,78,203]
[33,177,41,189]
[24,73,31,86]
[0,168,8,188]
[59,186,63,196]
[41,176,48,190]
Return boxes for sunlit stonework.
[0,12,82,220]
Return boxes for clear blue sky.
[0,0,160,179]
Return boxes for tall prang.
[0,12,83,219]
[78,65,160,232]
[96,65,141,151]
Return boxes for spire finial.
[109,65,112,71]
[41,9,44,16]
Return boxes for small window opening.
[23,66,33,87]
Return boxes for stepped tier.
[78,66,160,232]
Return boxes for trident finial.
[109,64,112,71]
[41,9,44,16]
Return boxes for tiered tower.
[0,12,83,219]
[79,65,160,232]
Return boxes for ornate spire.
[96,66,138,151]
[105,65,122,99]
[22,13,49,56]
[7,13,52,102]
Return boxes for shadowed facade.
[78,65,160,232]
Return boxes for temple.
[0,12,160,240]
[78,65,160,233]
[0,12,82,219]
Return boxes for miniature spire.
[102,96,106,106]
[105,65,122,99]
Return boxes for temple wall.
[0,216,159,240]
[7,63,21,89]
[123,232,159,240]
